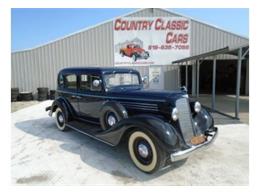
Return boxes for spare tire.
[100,102,128,131]
[11,88,19,102]
[19,92,33,101]
[37,87,49,101]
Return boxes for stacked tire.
[37,87,49,101]
[19,92,33,101]
[49,90,56,100]
[11,88,19,102]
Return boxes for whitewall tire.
[55,107,66,131]
[128,131,163,173]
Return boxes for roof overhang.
[172,44,249,65]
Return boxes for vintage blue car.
[46,67,218,173]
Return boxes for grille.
[121,102,159,112]
[175,98,195,144]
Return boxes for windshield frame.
[102,71,142,90]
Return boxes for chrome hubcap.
[138,143,149,158]
[107,115,116,126]
[58,114,64,123]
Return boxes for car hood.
[107,88,186,101]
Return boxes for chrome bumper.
[170,127,218,162]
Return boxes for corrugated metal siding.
[11,8,248,92]
[191,20,248,59]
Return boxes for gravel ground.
[11,101,40,113]
[11,101,249,185]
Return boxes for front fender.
[96,114,181,149]
[193,108,214,134]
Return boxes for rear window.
[64,74,77,89]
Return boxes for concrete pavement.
[11,101,249,185]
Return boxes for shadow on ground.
[15,117,187,183]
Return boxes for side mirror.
[92,79,101,88]
[142,75,148,85]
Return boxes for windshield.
[103,72,141,89]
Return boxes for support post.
[192,63,196,96]
[235,48,242,119]
[212,57,216,110]
[196,60,200,97]
[245,59,249,96]
[185,65,188,91]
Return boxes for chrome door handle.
[71,95,82,99]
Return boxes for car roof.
[59,67,140,75]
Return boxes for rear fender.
[49,97,74,121]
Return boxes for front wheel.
[128,130,165,173]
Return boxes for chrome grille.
[175,98,195,144]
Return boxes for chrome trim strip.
[170,128,218,162]
[121,103,158,108]
[122,106,158,111]
[56,90,166,102]
[120,102,158,108]
[66,124,115,146]
[119,101,158,106]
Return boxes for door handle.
[71,95,82,99]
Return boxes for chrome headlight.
[194,101,201,113]
[171,107,179,121]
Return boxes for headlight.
[194,101,201,113]
[171,107,179,121]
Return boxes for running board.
[66,121,115,146]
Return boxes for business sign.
[114,17,190,66]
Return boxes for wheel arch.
[51,97,74,121]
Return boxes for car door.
[78,73,104,123]
[62,73,80,115]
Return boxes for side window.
[64,74,77,90]
[91,75,102,91]
[58,74,64,87]
[80,74,91,91]
[79,74,102,92]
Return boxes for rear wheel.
[128,130,164,173]
[100,103,127,131]
[55,107,66,131]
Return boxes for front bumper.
[170,127,218,162]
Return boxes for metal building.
[11,8,249,95]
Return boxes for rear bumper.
[45,106,53,117]
[170,127,218,162]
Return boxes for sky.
[11,8,249,52]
